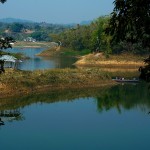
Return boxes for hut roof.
[0,55,17,62]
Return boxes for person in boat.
[117,77,124,80]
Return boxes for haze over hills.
[0,18,34,23]
[0,18,92,25]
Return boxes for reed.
[0,68,113,97]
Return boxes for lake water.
[0,83,150,150]
[5,47,77,70]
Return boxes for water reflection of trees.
[0,109,23,123]
[96,83,150,113]
[0,87,108,110]
[0,83,149,115]
[43,56,77,68]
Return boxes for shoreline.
[0,68,115,99]
[74,53,145,68]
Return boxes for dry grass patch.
[75,52,145,67]
[0,68,113,97]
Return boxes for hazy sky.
[0,0,114,24]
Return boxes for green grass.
[62,49,91,56]
[14,41,52,48]
[38,46,91,57]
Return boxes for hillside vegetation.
[0,21,73,41]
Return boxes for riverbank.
[74,53,145,68]
[36,46,145,68]
[37,46,91,57]
[0,68,115,98]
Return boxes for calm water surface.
[5,47,77,70]
[0,83,150,150]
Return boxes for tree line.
[51,0,150,55]
[51,16,112,55]
[1,0,149,55]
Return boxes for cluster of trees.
[0,22,73,41]
[51,14,150,55]
[0,0,149,54]
[51,0,150,55]
[107,0,150,54]
[51,16,112,55]
[108,0,150,47]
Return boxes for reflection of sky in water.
[1,97,150,150]
[5,48,77,70]
[18,57,56,70]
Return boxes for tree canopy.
[50,17,111,54]
[107,0,150,48]
[0,0,15,50]
[0,0,6,3]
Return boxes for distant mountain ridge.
[0,18,33,23]
[0,18,92,25]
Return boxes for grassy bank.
[37,46,145,69]
[37,46,91,57]
[0,68,114,98]
[75,52,145,68]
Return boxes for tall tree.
[107,0,150,48]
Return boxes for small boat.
[112,78,140,83]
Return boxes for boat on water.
[112,77,140,83]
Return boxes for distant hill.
[0,18,92,25]
[0,18,33,23]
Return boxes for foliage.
[0,22,73,41]
[51,16,112,54]
[107,0,150,49]
[31,31,50,41]
[0,37,15,50]
[0,0,6,3]
[91,17,112,55]
[139,55,150,81]
[61,48,91,56]
[9,23,24,33]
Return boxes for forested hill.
[0,18,33,23]
[51,14,150,55]
[0,19,74,41]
